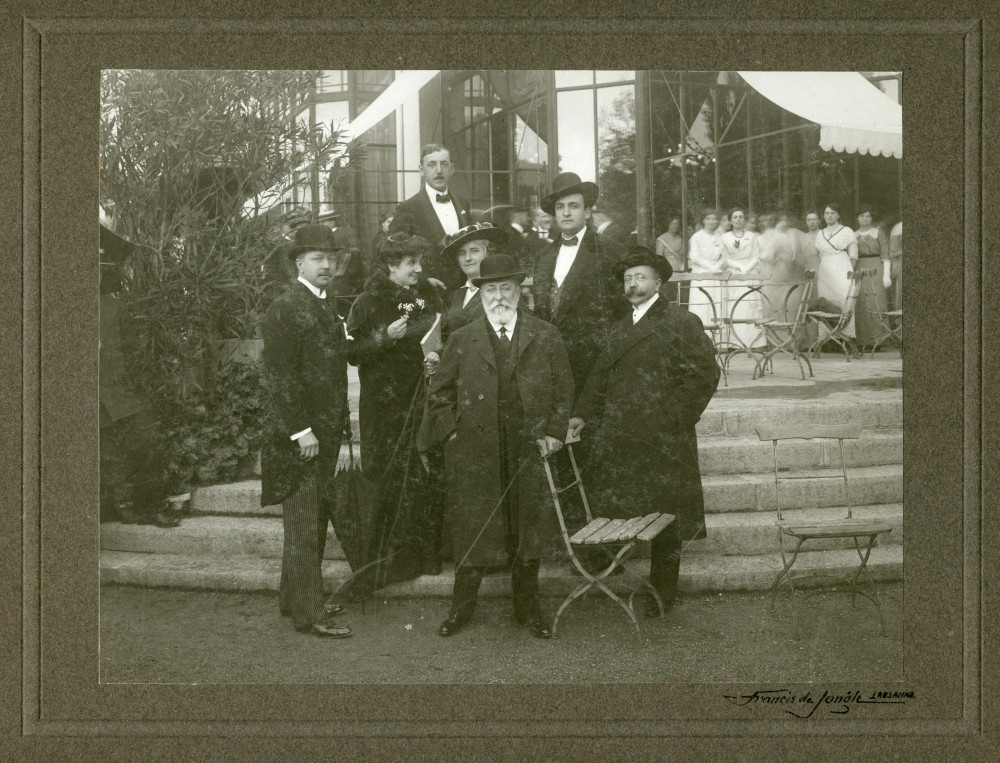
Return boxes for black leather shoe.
[524,618,552,639]
[296,622,353,638]
[150,510,181,528]
[643,595,674,618]
[324,602,345,616]
[438,614,467,637]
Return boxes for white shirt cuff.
[290,427,313,441]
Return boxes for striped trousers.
[278,471,332,630]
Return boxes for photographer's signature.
[723,689,914,718]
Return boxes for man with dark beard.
[568,248,720,616]
[429,254,573,638]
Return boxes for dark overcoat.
[389,188,472,290]
[260,281,350,507]
[99,294,146,426]
[531,226,630,394]
[441,285,485,343]
[345,272,443,479]
[574,297,720,542]
[428,312,574,567]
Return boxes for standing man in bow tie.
[531,172,629,396]
[389,144,471,292]
[261,224,354,639]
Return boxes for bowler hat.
[614,246,674,282]
[470,253,526,287]
[441,222,509,260]
[287,224,344,260]
[540,172,599,215]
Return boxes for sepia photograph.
[95,68,906,686]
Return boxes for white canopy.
[738,71,902,159]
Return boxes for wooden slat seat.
[777,520,893,539]
[636,513,676,542]
[582,518,629,544]
[568,517,610,544]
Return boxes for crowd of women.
[657,204,903,351]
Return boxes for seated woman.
[853,204,893,352]
[346,233,444,591]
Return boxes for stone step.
[100,544,902,596]
[696,430,901,474]
[100,502,902,562]
[695,395,901,439]
[191,463,902,518]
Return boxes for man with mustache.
[260,224,354,638]
[568,248,720,617]
[389,144,471,292]
[428,254,574,639]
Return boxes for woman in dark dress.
[346,233,444,591]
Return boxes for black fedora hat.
[470,253,526,287]
[441,222,509,260]
[540,172,599,215]
[287,224,344,260]
[614,246,674,282]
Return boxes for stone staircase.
[100,360,904,599]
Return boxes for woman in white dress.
[719,207,763,350]
[814,203,859,339]
[655,216,685,272]
[687,210,727,338]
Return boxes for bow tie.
[560,236,579,247]
[435,193,451,204]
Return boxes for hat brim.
[441,226,509,260]
[615,256,673,282]
[287,244,345,260]
[541,181,599,215]
[470,270,527,288]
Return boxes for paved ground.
[100,582,902,685]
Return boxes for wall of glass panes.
[306,70,900,271]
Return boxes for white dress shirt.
[596,220,612,235]
[553,227,585,287]
[486,310,518,341]
[424,183,460,236]
[510,221,526,237]
[461,280,479,308]
[632,292,659,324]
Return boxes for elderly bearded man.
[429,254,574,638]
[568,248,720,616]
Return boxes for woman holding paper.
[346,232,444,587]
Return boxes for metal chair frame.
[806,269,865,361]
[756,423,893,637]
[540,437,675,638]
[753,272,816,381]
[855,267,902,358]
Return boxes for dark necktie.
[436,193,451,204]
[560,236,578,247]
[499,326,510,343]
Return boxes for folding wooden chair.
[755,424,893,636]
[752,271,816,381]
[539,436,675,638]
[806,269,864,360]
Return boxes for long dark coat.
[260,281,350,507]
[428,312,574,567]
[441,284,485,343]
[531,226,630,394]
[389,188,472,290]
[345,272,444,586]
[574,297,720,542]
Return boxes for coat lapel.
[512,312,535,367]
[556,228,597,309]
[605,298,664,366]
[418,187,447,240]
[469,315,497,368]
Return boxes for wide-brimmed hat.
[441,222,509,260]
[287,224,345,260]
[614,246,674,282]
[540,172,599,214]
[470,253,526,287]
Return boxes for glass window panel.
[556,88,596,180]
[505,70,547,104]
[555,70,594,88]
[595,70,635,84]
[596,84,636,224]
[317,70,347,93]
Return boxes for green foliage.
[101,70,349,485]
[159,362,266,492]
